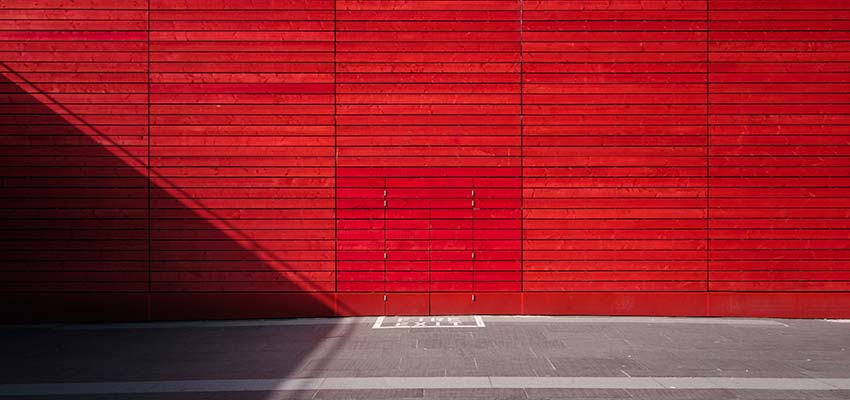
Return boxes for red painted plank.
[2,0,850,320]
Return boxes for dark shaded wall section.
[0,0,336,321]
[1,0,849,321]
[0,0,151,320]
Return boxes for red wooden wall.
[1,0,849,321]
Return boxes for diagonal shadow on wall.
[0,64,359,386]
[0,65,340,321]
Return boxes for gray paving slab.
[325,376,491,389]
[1,316,849,399]
[423,388,528,399]
[634,357,812,378]
[0,394,319,400]
[730,390,850,400]
[6,376,850,395]
[313,389,423,399]
[547,357,647,377]
[398,355,475,377]
[626,388,737,399]
[473,356,554,376]
[525,388,632,399]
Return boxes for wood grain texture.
[708,0,850,293]
[335,0,522,294]
[522,0,709,292]
[1,0,848,320]
[148,1,336,295]
[0,0,150,295]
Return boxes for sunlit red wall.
[2,0,850,322]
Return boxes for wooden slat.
[335,0,522,294]
[522,0,708,292]
[148,1,335,295]
[708,0,850,292]
[2,0,850,320]
[0,1,148,293]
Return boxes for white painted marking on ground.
[372,316,483,329]
[826,319,850,323]
[2,377,849,396]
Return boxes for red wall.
[2,0,850,321]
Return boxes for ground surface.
[1,316,849,399]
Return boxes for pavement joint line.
[2,377,849,396]
[481,316,789,327]
[44,317,373,330]
[0,316,791,331]
[819,378,850,390]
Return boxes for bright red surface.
[2,0,849,321]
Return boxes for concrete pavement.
[1,316,848,399]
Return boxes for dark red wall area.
[2,0,850,321]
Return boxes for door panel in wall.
[335,0,522,314]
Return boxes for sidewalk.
[1,316,848,399]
